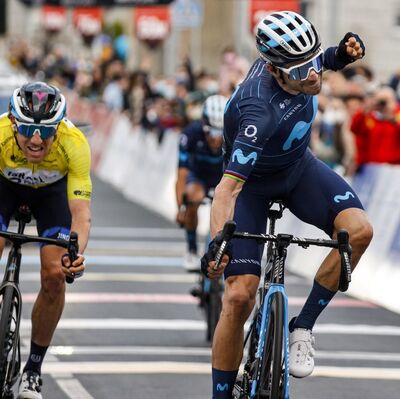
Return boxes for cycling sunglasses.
[204,126,223,138]
[278,49,324,81]
[15,120,58,140]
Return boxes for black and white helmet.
[255,11,320,67]
[9,81,66,124]
[202,95,228,130]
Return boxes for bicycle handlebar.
[216,220,352,292]
[214,220,236,270]
[337,230,352,292]
[0,230,80,285]
[65,232,79,284]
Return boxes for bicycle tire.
[257,291,284,399]
[205,280,222,342]
[0,285,17,393]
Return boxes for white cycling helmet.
[202,95,228,130]
[255,11,320,67]
[9,81,66,124]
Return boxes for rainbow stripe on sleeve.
[224,171,246,183]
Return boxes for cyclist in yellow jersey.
[0,82,92,399]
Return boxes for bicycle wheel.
[232,311,260,399]
[205,279,222,342]
[256,291,284,399]
[0,285,20,395]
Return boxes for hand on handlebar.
[200,221,236,279]
[201,238,231,279]
[61,253,85,279]
[176,207,186,226]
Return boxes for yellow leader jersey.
[0,114,92,201]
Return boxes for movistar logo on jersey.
[216,383,229,391]
[334,191,355,203]
[283,96,318,151]
[232,149,258,165]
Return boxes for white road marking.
[19,292,376,307]
[43,346,400,362]
[40,362,400,380]
[49,346,211,357]
[90,226,185,239]
[55,378,95,399]
[21,338,95,399]
[19,272,304,284]
[18,319,400,335]
[1,255,183,267]
[86,240,184,251]
[22,293,198,304]
[317,351,400,362]
[314,324,400,335]
[21,272,198,283]
[14,225,185,239]
[312,366,400,380]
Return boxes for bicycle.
[180,191,223,342]
[190,247,223,342]
[213,201,352,399]
[0,205,79,399]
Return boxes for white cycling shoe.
[183,251,200,272]
[289,328,315,378]
[17,371,43,399]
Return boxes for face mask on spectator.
[206,80,219,94]
[187,104,202,121]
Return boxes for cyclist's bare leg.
[184,182,205,231]
[212,274,259,369]
[290,208,372,377]
[315,207,373,290]
[31,245,66,346]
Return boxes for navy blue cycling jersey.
[178,121,223,185]
[223,47,341,181]
[220,47,365,279]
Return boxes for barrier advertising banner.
[42,5,67,32]
[134,6,170,44]
[249,0,300,33]
[73,7,103,37]
[21,0,174,6]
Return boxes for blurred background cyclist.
[175,94,228,272]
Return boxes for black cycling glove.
[200,231,233,277]
[61,253,84,279]
[336,32,365,65]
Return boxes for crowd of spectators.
[5,32,400,174]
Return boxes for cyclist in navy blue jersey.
[201,11,373,398]
[176,94,228,271]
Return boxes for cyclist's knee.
[40,264,65,296]
[223,277,258,319]
[350,220,373,253]
[335,209,373,253]
[341,218,373,254]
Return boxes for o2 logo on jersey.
[244,124,258,143]
[232,149,258,165]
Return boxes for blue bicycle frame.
[251,284,290,398]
